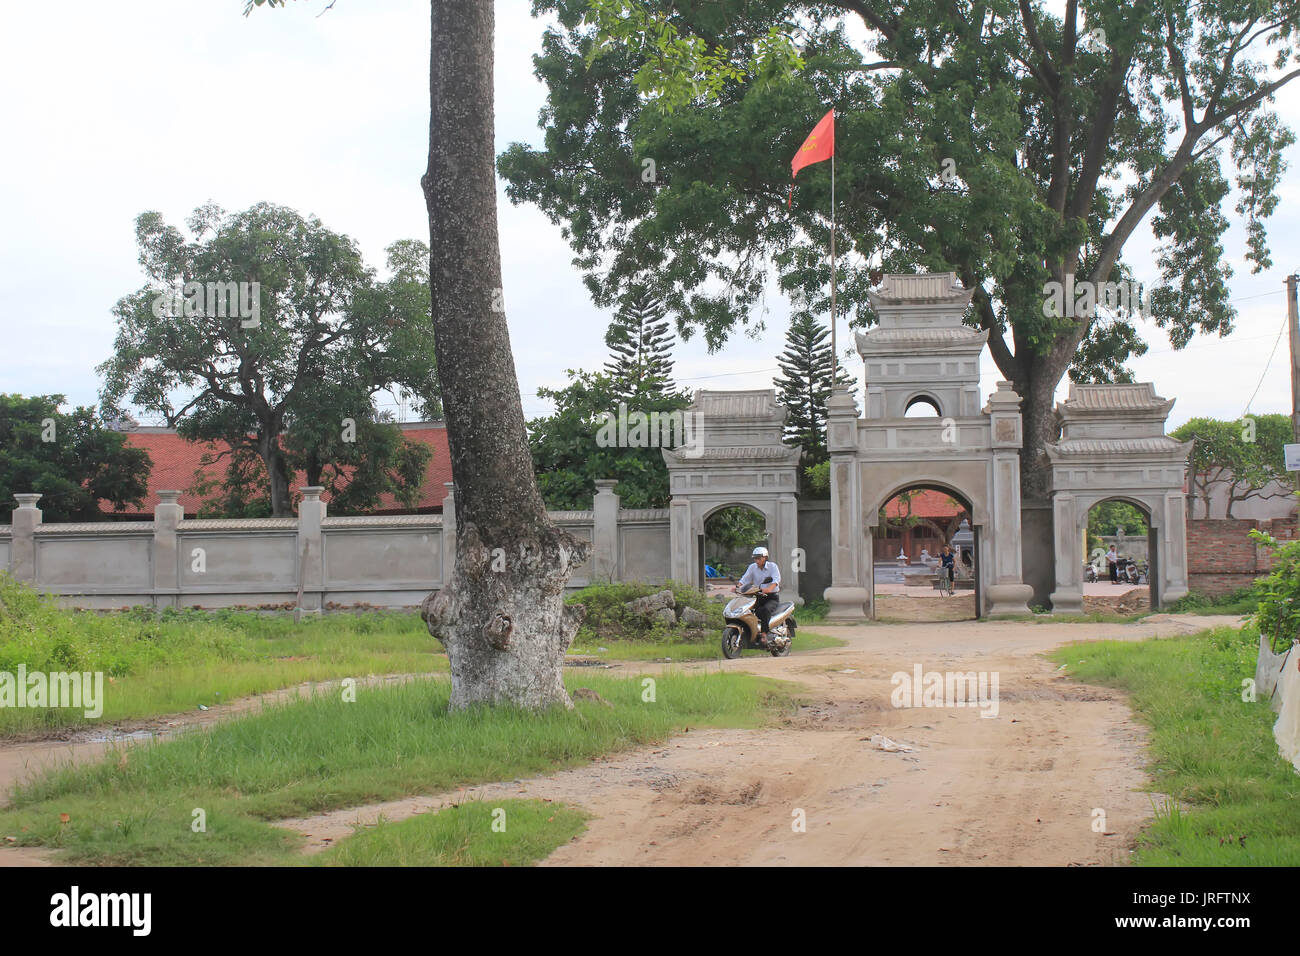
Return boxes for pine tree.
[774,314,853,468]
[603,288,676,400]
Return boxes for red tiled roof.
[101,422,452,518]
[883,489,965,519]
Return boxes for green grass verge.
[0,670,790,866]
[0,574,833,732]
[310,799,588,867]
[1163,588,1258,617]
[0,573,445,733]
[1049,624,1300,865]
[569,629,843,660]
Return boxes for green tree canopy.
[98,203,441,516]
[528,369,692,509]
[500,0,1300,503]
[1171,413,1292,518]
[0,394,151,522]
[704,505,768,561]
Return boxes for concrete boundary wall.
[0,482,670,614]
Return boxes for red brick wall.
[1187,517,1299,595]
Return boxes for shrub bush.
[1248,529,1300,652]
[565,581,722,643]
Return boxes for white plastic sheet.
[1255,634,1290,713]
[1273,647,1300,774]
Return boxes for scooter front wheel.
[721,626,743,659]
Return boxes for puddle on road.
[80,729,160,745]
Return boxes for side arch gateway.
[824,272,1035,620]
[662,390,802,600]
[1045,383,1193,612]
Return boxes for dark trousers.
[1109,561,1118,583]
[755,592,779,633]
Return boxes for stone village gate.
[1044,383,1192,612]
[822,273,1035,619]
[662,390,802,600]
[660,273,1192,620]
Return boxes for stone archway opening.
[703,504,768,584]
[1084,497,1155,613]
[871,483,978,621]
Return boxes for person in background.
[939,545,955,591]
[1106,544,1119,584]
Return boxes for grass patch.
[0,574,444,733]
[1049,624,1300,865]
[1163,588,1257,617]
[795,599,830,623]
[311,799,587,867]
[569,629,843,660]
[996,610,1151,625]
[0,670,790,865]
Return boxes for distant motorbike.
[722,578,796,659]
[1084,563,1098,583]
[1116,557,1146,585]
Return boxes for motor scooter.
[721,578,796,659]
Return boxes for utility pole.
[1289,273,1300,443]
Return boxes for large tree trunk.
[418,0,586,710]
[258,432,293,517]
[1009,325,1081,606]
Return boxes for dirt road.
[279,613,1242,866]
[0,613,1241,866]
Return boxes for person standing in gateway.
[736,546,781,646]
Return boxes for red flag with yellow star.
[792,108,835,178]
[789,109,834,207]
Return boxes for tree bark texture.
[419,0,586,710]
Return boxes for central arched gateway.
[869,479,982,613]
[824,273,1035,620]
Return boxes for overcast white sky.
[1,0,1296,429]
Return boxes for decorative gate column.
[825,386,870,619]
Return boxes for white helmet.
[752,546,769,557]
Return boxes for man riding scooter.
[735,546,781,647]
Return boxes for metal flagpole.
[830,142,837,383]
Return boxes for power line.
[1242,312,1289,415]
[677,366,783,382]
[1229,289,1286,303]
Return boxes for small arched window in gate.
[904,394,942,417]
